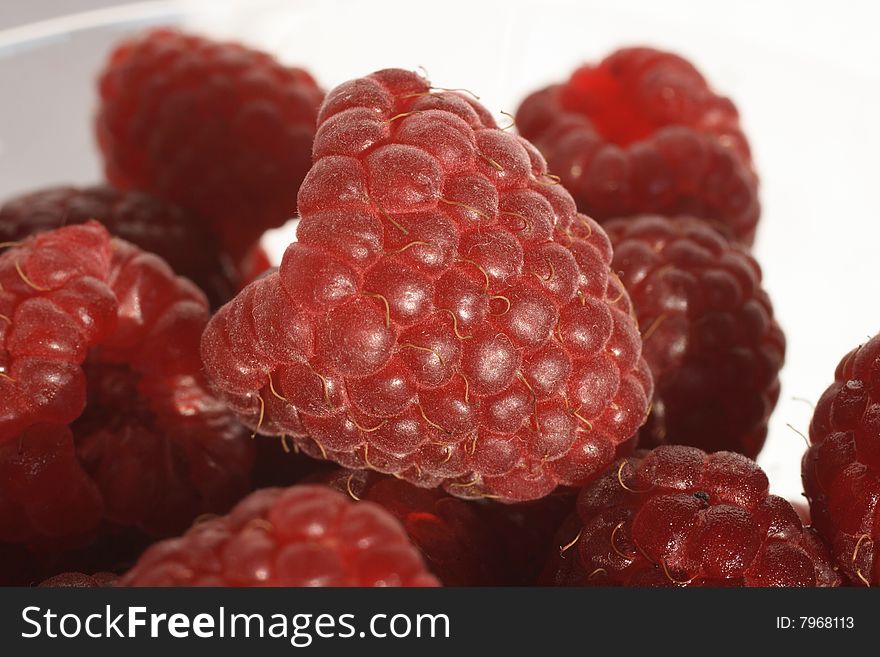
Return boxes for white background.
[1,0,879,503]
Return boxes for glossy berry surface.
[805,333,880,586]
[201,68,653,502]
[545,446,841,586]
[0,184,236,308]
[516,47,759,244]
[119,485,439,586]
[96,28,324,259]
[604,215,784,458]
[0,222,253,553]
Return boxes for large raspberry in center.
[201,68,653,502]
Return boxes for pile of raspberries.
[0,29,874,588]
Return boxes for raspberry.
[119,485,439,586]
[0,185,237,308]
[96,28,324,260]
[604,215,784,458]
[38,572,117,587]
[201,68,653,502]
[315,468,512,585]
[0,222,253,552]
[516,47,759,244]
[804,333,880,586]
[545,446,841,586]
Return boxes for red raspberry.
[604,215,784,458]
[96,28,324,260]
[804,333,880,586]
[201,68,653,502]
[516,47,759,244]
[0,222,253,552]
[38,572,117,587]
[544,446,841,587]
[0,185,237,308]
[119,485,439,586]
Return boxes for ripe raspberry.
[316,468,512,585]
[119,485,439,586]
[804,333,880,586]
[96,28,324,259]
[516,47,759,244]
[0,185,237,308]
[201,68,653,502]
[604,215,784,458]
[38,572,117,587]
[544,446,841,586]
[0,222,253,551]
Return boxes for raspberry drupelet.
[544,446,841,587]
[201,68,653,502]
[604,215,784,458]
[0,222,253,558]
[119,485,439,586]
[96,28,324,260]
[516,47,759,245]
[0,185,237,308]
[804,333,880,586]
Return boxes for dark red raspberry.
[38,572,117,587]
[804,333,880,586]
[604,215,784,458]
[201,68,653,502]
[96,28,324,260]
[316,468,512,585]
[0,222,253,553]
[516,47,759,244]
[0,185,236,308]
[543,446,841,587]
[119,485,439,586]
